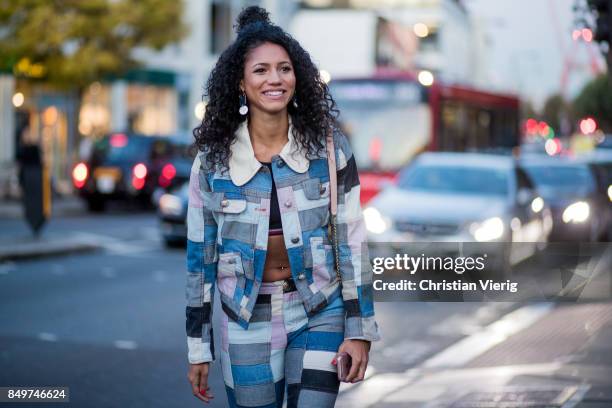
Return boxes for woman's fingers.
[345,352,361,382]
[199,366,212,403]
[353,356,368,383]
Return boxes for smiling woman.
[186,5,380,408]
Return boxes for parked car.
[72,133,186,212]
[520,156,609,241]
[158,180,189,247]
[364,152,552,267]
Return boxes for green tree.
[0,0,187,88]
[574,74,612,133]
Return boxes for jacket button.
[297,273,305,280]
[291,236,299,244]
[319,185,326,195]
[221,199,230,208]
[284,200,292,208]
[277,159,285,168]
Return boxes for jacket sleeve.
[333,129,381,342]
[186,153,218,363]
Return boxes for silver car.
[364,152,552,265]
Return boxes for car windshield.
[523,165,595,192]
[398,164,509,196]
[93,135,154,163]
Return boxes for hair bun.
[235,6,271,34]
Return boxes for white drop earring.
[239,91,248,115]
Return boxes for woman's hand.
[333,339,371,383]
[187,363,214,403]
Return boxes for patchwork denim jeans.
[219,281,345,408]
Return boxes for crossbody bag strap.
[326,126,341,280]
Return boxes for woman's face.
[240,42,296,116]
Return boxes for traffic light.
[587,0,611,44]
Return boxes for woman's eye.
[254,68,265,73]
[282,66,292,72]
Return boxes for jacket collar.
[229,117,310,186]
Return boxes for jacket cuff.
[344,315,381,342]
[187,337,214,364]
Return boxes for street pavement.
[1,198,612,407]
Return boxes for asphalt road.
[0,205,609,407]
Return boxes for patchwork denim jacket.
[186,119,380,364]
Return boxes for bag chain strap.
[326,126,341,281]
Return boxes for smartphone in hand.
[336,352,352,382]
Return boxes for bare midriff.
[263,233,292,282]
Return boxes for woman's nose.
[267,70,282,84]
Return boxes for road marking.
[72,232,161,256]
[114,340,138,350]
[428,303,514,337]
[38,332,58,342]
[422,302,554,369]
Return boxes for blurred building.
[0,0,297,198]
[293,0,489,85]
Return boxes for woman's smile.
[262,89,286,100]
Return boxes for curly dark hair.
[193,6,339,171]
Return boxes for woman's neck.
[248,111,289,152]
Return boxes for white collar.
[229,117,310,186]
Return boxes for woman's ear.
[239,80,244,93]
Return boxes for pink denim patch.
[189,172,203,208]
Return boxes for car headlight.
[159,194,183,216]
[470,217,505,242]
[363,207,389,234]
[562,201,590,223]
[608,185,612,202]
[531,196,544,213]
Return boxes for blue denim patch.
[231,362,274,386]
[306,331,344,351]
[308,158,329,180]
[186,240,204,273]
[358,284,374,317]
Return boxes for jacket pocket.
[300,178,331,230]
[302,178,330,201]
[309,236,334,291]
[217,251,246,298]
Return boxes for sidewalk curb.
[0,240,101,261]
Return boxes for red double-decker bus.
[329,71,520,204]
